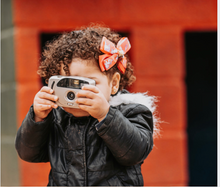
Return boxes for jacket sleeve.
[15,105,54,163]
[96,104,154,166]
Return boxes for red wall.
[13,0,217,186]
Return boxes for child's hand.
[33,86,58,122]
[76,85,110,122]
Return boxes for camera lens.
[67,91,75,100]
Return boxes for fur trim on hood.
[109,90,160,138]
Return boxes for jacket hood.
[109,90,160,138]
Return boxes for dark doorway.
[185,31,217,186]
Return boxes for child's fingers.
[40,86,54,94]
[82,85,99,93]
[35,94,58,108]
[37,98,58,108]
[76,90,95,99]
[35,103,52,110]
[76,98,92,106]
[77,104,91,112]
[38,92,58,102]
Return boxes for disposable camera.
[48,75,96,108]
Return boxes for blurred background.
[1,0,217,186]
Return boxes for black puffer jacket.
[15,91,154,186]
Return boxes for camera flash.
[74,80,79,85]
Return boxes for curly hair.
[38,25,136,90]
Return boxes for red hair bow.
[99,37,131,74]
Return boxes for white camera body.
[48,75,96,108]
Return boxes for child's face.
[60,58,113,117]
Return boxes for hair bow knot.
[99,37,131,74]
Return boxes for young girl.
[15,25,159,186]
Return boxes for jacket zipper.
[82,117,91,186]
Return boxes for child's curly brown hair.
[38,25,136,91]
